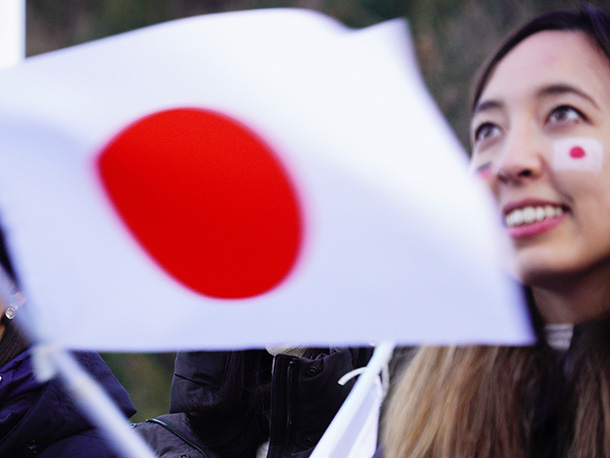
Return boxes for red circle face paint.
[569,146,586,159]
[553,137,604,172]
[97,108,304,299]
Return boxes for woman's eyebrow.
[536,84,599,108]
[472,99,503,116]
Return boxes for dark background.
[25,0,606,421]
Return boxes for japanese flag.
[0,9,531,350]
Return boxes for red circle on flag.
[569,146,586,159]
[97,108,304,299]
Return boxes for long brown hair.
[383,346,540,456]
[383,314,610,456]
[383,6,610,457]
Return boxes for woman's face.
[471,31,610,286]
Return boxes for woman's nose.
[495,129,544,184]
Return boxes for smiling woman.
[381,6,610,457]
[471,28,610,323]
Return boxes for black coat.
[0,349,136,457]
[134,347,373,457]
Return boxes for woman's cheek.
[552,137,604,173]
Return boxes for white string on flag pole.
[310,341,396,458]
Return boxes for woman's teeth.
[505,205,564,227]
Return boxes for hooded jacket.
[0,348,136,457]
[134,347,373,457]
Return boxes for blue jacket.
[0,349,136,457]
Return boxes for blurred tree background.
[24,0,608,422]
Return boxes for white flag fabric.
[0,8,532,350]
[345,378,382,458]
[335,373,382,458]
[311,373,382,458]
[311,342,393,458]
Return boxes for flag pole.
[0,0,25,68]
[35,344,158,458]
[310,341,396,457]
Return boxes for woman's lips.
[506,214,566,238]
[503,200,567,239]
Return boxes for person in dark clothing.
[0,228,137,457]
[382,6,610,457]
[133,347,373,457]
[0,329,137,456]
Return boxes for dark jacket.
[0,348,137,457]
[134,347,373,457]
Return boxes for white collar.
[544,323,574,351]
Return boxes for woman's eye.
[473,123,500,144]
[547,105,585,125]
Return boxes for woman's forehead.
[479,30,610,107]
